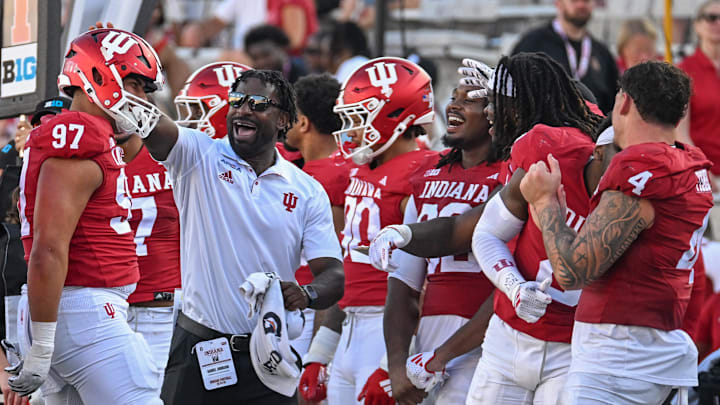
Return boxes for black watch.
[301,285,319,307]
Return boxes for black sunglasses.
[701,13,720,22]
[228,92,286,112]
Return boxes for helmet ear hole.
[387,108,404,118]
[92,68,103,86]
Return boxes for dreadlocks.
[231,69,298,137]
[491,52,603,162]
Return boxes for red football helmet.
[57,28,164,138]
[174,62,252,138]
[334,57,434,165]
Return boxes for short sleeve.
[597,147,676,200]
[389,195,427,292]
[162,125,213,181]
[302,187,343,262]
[28,112,111,159]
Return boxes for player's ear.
[299,115,310,133]
[619,92,633,116]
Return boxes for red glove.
[299,362,328,401]
[357,368,394,405]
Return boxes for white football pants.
[466,314,570,405]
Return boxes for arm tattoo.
[535,191,649,290]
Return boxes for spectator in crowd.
[338,0,376,29]
[679,1,720,179]
[511,0,619,113]
[304,30,332,74]
[267,0,319,55]
[178,0,266,52]
[179,0,317,56]
[616,19,660,73]
[143,3,191,100]
[245,24,308,84]
[328,21,371,83]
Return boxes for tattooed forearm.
[533,191,652,290]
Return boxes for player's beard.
[442,133,466,149]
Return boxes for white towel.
[240,272,305,396]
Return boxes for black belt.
[177,312,251,352]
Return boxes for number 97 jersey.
[19,111,139,288]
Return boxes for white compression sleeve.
[471,193,527,301]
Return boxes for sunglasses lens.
[248,96,270,112]
[228,92,245,108]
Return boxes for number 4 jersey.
[578,142,714,331]
[19,111,139,287]
[125,146,181,304]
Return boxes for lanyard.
[552,19,592,80]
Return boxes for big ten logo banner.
[1,0,39,98]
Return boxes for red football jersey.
[409,154,503,318]
[19,112,139,288]
[577,142,713,331]
[497,124,595,343]
[339,149,437,308]
[696,292,720,360]
[125,147,181,303]
[294,153,351,286]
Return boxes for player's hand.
[386,368,427,405]
[520,154,562,208]
[369,225,412,272]
[15,115,31,156]
[358,368,396,405]
[0,371,28,405]
[511,278,552,323]
[406,352,448,393]
[6,338,53,397]
[299,362,328,402]
[457,58,495,99]
[280,281,309,311]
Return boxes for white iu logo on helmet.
[213,65,245,88]
[366,62,397,98]
[100,31,138,61]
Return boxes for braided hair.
[491,52,603,161]
[231,69,298,137]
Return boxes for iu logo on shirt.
[103,303,116,319]
[283,192,298,212]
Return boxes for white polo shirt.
[162,126,342,334]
